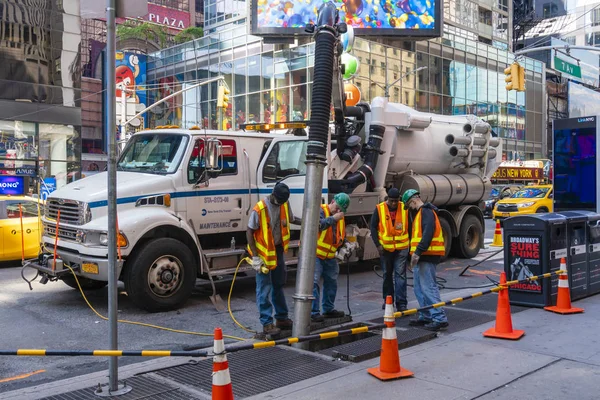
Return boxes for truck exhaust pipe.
[450,146,497,159]
[463,122,489,134]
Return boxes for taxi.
[0,195,43,262]
[492,185,553,221]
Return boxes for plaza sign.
[146,4,190,30]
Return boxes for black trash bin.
[503,213,567,307]
[572,211,600,296]
[558,211,590,301]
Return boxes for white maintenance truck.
[26,100,501,312]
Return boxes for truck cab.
[35,126,321,312]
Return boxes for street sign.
[554,57,582,78]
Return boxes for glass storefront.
[0,0,82,194]
[147,25,546,159]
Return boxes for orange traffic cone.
[483,272,525,340]
[211,327,234,400]
[544,258,584,315]
[367,295,414,380]
[490,220,503,247]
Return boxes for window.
[119,134,188,175]
[4,200,40,219]
[262,140,307,183]
[593,8,600,26]
[542,2,558,18]
[187,138,238,183]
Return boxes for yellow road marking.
[0,370,46,383]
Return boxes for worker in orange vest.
[370,188,409,311]
[311,193,351,322]
[402,189,449,332]
[247,183,301,336]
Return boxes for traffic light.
[217,85,230,109]
[504,62,519,91]
[517,64,526,92]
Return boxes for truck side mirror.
[205,138,222,171]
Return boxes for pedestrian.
[311,193,351,322]
[402,189,449,332]
[370,188,409,312]
[247,182,302,336]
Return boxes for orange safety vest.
[316,204,345,260]
[248,199,291,270]
[410,208,445,256]
[376,202,409,251]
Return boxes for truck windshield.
[118,134,188,174]
[511,187,549,199]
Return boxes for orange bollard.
[211,327,234,400]
[483,272,525,340]
[367,295,414,380]
[490,220,503,247]
[544,258,584,315]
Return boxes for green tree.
[117,21,169,49]
[173,26,204,44]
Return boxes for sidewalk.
[2,292,597,400]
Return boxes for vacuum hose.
[307,2,338,160]
[340,123,385,191]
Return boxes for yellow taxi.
[493,185,553,221]
[0,195,43,262]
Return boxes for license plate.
[502,212,510,217]
[82,262,99,274]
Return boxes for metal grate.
[322,328,436,362]
[38,375,196,400]
[45,198,89,226]
[369,308,496,334]
[154,347,345,398]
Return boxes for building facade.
[147,28,547,160]
[0,0,82,194]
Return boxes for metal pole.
[105,0,119,392]
[292,159,326,349]
[120,90,127,151]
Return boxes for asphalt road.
[0,219,500,392]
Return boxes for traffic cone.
[483,272,525,340]
[490,220,503,247]
[544,258,584,314]
[367,295,414,380]
[211,327,234,400]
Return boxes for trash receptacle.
[503,213,567,307]
[587,214,600,296]
[558,211,590,301]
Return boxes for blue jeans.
[255,245,289,327]
[413,261,447,323]
[311,257,339,315]
[381,249,408,307]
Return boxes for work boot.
[408,318,431,327]
[262,323,281,336]
[324,309,345,318]
[311,314,325,323]
[275,318,293,329]
[396,303,408,312]
[422,321,449,332]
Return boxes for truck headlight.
[99,232,128,247]
[517,202,535,208]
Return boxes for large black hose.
[307,3,338,160]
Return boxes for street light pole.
[372,66,428,98]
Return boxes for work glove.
[251,257,263,272]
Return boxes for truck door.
[185,137,247,236]
[256,138,327,221]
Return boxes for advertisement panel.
[251,0,441,37]
[115,52,147,127]
[0,176,25,195]
[507,234,542,292]
[492,166,543,181]
[147,4,191,30]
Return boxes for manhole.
[38,375,196,400]
[153,346,345,398]
[323,328,436,362]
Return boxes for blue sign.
[16,167,36,176]
[41,178,57,201]
[0,176,25,195]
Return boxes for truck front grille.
[43,223,80,241]
[45,199,90,226]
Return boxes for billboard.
[0,176,25,195]
[115,52,147,128]
[251,0,441,37]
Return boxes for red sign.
[147,4,190,30]
[508,235,542,292]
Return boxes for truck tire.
[124,238,196,312]
[454,214,483,259]
[439,217,452,261]
[61,276,107,291]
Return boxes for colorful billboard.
[0,176,25,195]
[115,52,147,127]
[251,0,441,37]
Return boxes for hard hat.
[402,189,420,204]
[334,192,350,213]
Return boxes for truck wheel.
[61,276,107,290]
[124,238,196,312]
[439,217,452,261]
[454,215,483,259]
